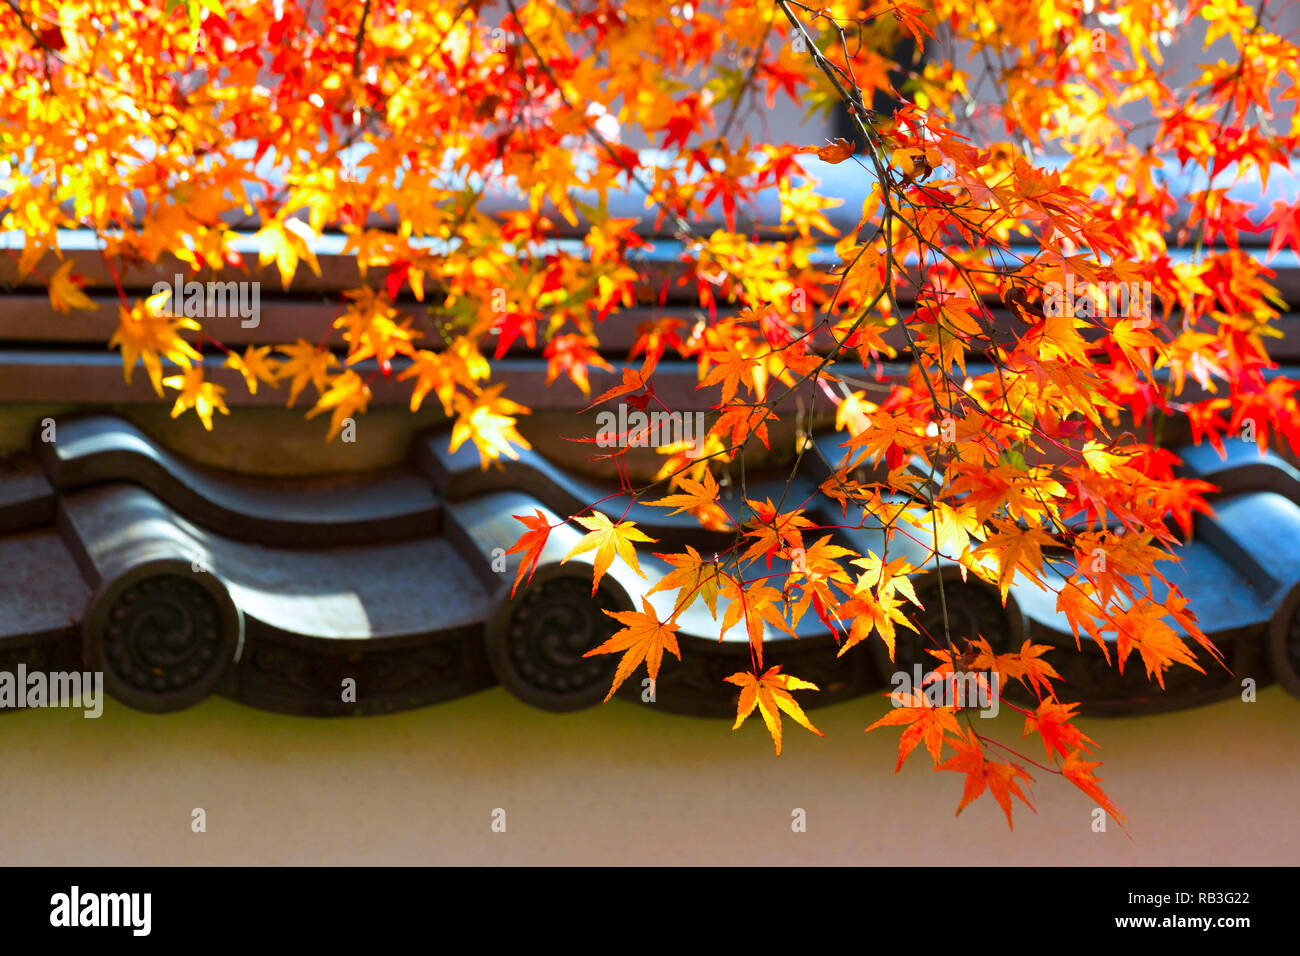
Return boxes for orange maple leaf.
[545,334,613,396]
[647,545,727,619]
[799,137,856,164]
[888,1,935,46]
[711,404,775,450]
[865,688,961,772]
[1062,750,1128,834]
[933,637,1062,700]
[699,347,762,403]
[740,498,816,566]
[582,351,658,411]
[974,524,1055,600]
[719,576,794,668]
[646,469,721,516]
[586,597,681,702]
[724,665,823,755]
[938,729,1036,830]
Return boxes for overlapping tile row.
[2,413,1298,718]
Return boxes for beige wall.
[2,683,1297,864]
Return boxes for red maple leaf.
[1253,198,1300,262]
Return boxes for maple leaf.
[449,384,532,468]
[740,498,815,567]
[846,590,919,661]
[224,345,280,396]
[974,524,1055,601]
[399,342,487,417]
[799,137,855,164]
[888,1,935,46]
[1158,477,1217,537]
[306,369,372,441]
[723,666,823,755]
[162,367,228,431]
[583,352,658,411]
[629,317,686,365]
[491,311,538,358]
[865,688,961,772]
[506,509,553,597]
[586,597,681,702]
[646,469,721,517]
[699,347,762,403]
[1062,750,1127,833]
[838,558,922,661]
[1254,198,1300,263]
[938,730,1036,830]
[334,288,419,368]
[1022,699,1096,763]
[842,407,915,464]
[711,404,775,450]
[544,334,613,396]
[561,513,656,594]
[928,501,982,560]
[109,295,201,397]
[960,639,1064,700]
[1056,580,1109,651]
[785,535,855,628]
[647,545,725,618]
[1001,644,1056,698]
[47,260,98,313]
[1110,319,1162,379]
[276,339,339,407]
[1111,599,1207,688]
[253,218,322,289]
[719,576,793,668]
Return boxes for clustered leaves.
[5,0,1297,828]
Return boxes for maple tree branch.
[352,0,373,79]
[716,7,779,146]
[4,0,55,85]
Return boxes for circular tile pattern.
[486,567,625,711]
[101,575,225,695]
[84,561,243,713]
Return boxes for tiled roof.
[3,158,1298,717]
[3,413,1297,718]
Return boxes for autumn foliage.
[5,0,1299,829]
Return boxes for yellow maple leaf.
[253,218,322,289]
[47,260,98,313]
[448,383,531,468]
[276,339,339,407]
[224,345,280,395]
[109,294,201,396]
[561,512,655,594]
[974,523,1056,600]
[724,666,823,755]
[162,367,228,431]
[306,369,372,441]
[647,545,727,619]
